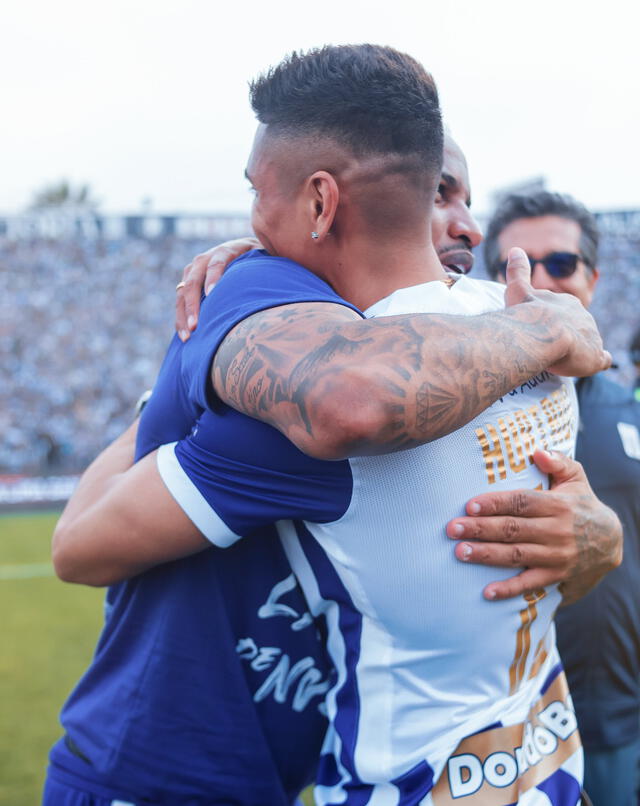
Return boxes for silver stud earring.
[311,231,319,240]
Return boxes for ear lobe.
[308,170,339,240]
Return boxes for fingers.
[204,257,227,296]
[482,567,560,602]
[175,262,192,341]
[175,238,260,341]
[531,449,588,489]
[183,253,210,333]
[175,252,211,340]
[447,514,553,544]
[453,486,561,522]
[453,539,568,570]
[503,247,533,307]
[453,539,568,600]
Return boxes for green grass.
[0,511,316,806]
[0,512,104,806]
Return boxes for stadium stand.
[1,210,638,476]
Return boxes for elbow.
[296,378,399,460]
[52,524,112,587]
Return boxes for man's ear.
[306,170,339,241]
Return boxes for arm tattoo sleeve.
[212,301,566,457]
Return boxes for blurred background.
[1,0,639,802]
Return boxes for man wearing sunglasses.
[485,191,640,806]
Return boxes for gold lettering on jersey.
[508,589,546,695]
[476,386,575,485]
[541,389,573,445]
[498,416,527,474]
[513,409,536,462]
[475,423,507,484]
[539,396,558,442]
[431,672,580,805]
[554,389,573,443]
[527,404,550,452]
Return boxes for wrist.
[511,300,571,366]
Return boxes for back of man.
[485,190,640,806]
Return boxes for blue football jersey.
[48,250,364,805]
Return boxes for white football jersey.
[280,278,581,805]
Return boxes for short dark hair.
[484,191,599,279]
[249,44,443,180]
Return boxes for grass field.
[0,511,104,806]
[0,511,314,806]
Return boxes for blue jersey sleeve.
[180,249,364,411]
[135,334,204,462]
[157,405,353,546]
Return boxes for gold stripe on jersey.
[509,590,547,695]
[528,636,550,682]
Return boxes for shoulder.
[456,277,506,306]
[181,250,363,409]
[190,248,363,354]
[203,250,355,317]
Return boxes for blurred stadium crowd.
[1,235,215,473]
[1,214,639,474]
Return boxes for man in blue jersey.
[49,47,618,806]
[485,191,640,806]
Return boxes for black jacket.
[556,374,640,749]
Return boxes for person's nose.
[449,205,482,248]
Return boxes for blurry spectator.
[1,212,639,476]
[485,191,640,806]
[0,235,217,473]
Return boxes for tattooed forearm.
[210,296,588,459]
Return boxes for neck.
[320,232,448,311]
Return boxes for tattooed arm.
[211,252,610,460]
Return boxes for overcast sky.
[2,0,638,217]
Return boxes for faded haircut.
[249,44,443,185]
[484,191,599,279]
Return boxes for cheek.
[565,277,594,307]
[430,209,446,246]
[251,196,271,232]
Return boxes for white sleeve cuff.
[157,442,241,548]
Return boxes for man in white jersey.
[53,46,609,804]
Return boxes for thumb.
[204,256,227,295]
[504,247,533,307]
[532,449,583,487]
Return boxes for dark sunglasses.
[498,251,581,278]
